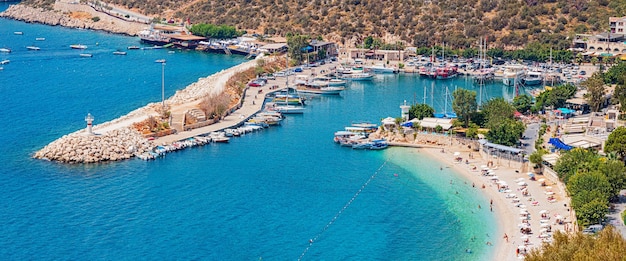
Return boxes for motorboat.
[127,46,140,50]
[26,46,40,51]
[35,38,45,41]
[0,48,11,53]
[79,53,93,57]
[502,65,525,86]
[70,44,87,50]
[1,60,10,65]
[155,59,166,63]
[523,71,543,86]
[369,139,389,150]
[209,132,230,143]
[113,51,127,55]
[340,71,374,81]
[367,63,398,74]
[14,32,23,35]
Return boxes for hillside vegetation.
[20,0,626,49]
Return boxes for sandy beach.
[412,134,572,260]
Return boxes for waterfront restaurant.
[259,43,288,54]
[309,40,338,57]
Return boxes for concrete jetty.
[34,56,341,163]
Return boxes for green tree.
[452,89,477,127]
[582,72,606,112]
[576,198,609,227]
[485,118,525,146]
[605,126,626,161]
[287,34,310,64]
[567,171,611,203]
[512,94,533,114]
[526,226,626,261]
[598,159,626,201]
[529,149,547,168]
[612,79,626,114]
[408,103,435,120]
[575,53,583,65]
[553,148,601,184]
[481,97,516,128]
[604,62,626,84]
[591,56,599,66]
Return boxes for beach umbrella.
[454,151,461,156]
[541,223,550,228]
[509,193,517,198]
[537,178,546,182]
[539,210,549,214]
[546,191,555,195]
[527,172,535,178]
[489,176,499,180]
[555,215,563,219]
[481,165,487,168]
[517,181,527,186]
[515,178,525,182]
[518,204,526,208]
[520,210,528,215]
[545,186,553,191]
[520,235,529,239]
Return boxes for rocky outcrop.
[34,128,154,163]
[0,4,145,36]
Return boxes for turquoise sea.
[0,2,520,260]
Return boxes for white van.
[582,224,603,234]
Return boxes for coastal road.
[522,122,540,155]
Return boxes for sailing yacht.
[272,54,305,114]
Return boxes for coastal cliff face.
[0,4,144,36]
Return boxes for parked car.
[582,224,603,234]
[293,67,303,72]
[579,70,586,75]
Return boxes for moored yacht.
[502,65,525,86]
[523,71,543,86]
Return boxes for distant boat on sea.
[127,46,140,50]
[70,44,87,50]
[0,48,10,53]
[26,46,41,51]
[113,51,127,55]
[35,37,45,41]
[1,59,10,65]
[155,59,166,63]
[14,32,23,35]
[79,53,93,58]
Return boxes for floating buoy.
[393,173,398,177]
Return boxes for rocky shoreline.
[0,3,146,36]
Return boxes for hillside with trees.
[18,0,626,49]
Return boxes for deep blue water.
[0,3,516,260]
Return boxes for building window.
[620,22,624,26]
[620,29,624,33]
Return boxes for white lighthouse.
[400,100,410,122]
[85,113,94,134]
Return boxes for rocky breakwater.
[34,127,154,163]
[0,3,145,36]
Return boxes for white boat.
[273,105,305,114]
[0,48,11,53]
[502,65,525,86]
[127,46,140,50]
[340,69,375,81]
[209,132,230,143]
[155,59,166,63]
[70,44,87,50]
[35,38,45,41]
[297,86,345,95]
[0,60,10,65]
[367,63,397,74]
[523,71,543,86]
[14,32,23,35]
[79,53,93,57]
[26,46,40,51]
[113,51,127,55]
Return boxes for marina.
[0,2,602,260]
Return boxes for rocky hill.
[19,0,626,49]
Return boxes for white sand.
[413,138,572,260]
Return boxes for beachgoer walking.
[504,233,508,242]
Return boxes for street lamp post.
[161,61,165,112]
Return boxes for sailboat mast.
[423,85,427,104]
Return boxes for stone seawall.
[34,128,154,163]
[0,3,146,36]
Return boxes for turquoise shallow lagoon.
[0,2,515,259]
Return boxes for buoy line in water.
[297,159,389,260]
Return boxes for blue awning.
[557,108,574,114]
[401,122,413,127]
[549,138,573,151]
[301,46,313,52]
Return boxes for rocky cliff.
[0,3,145,36]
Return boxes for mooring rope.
[297,159,389,260]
